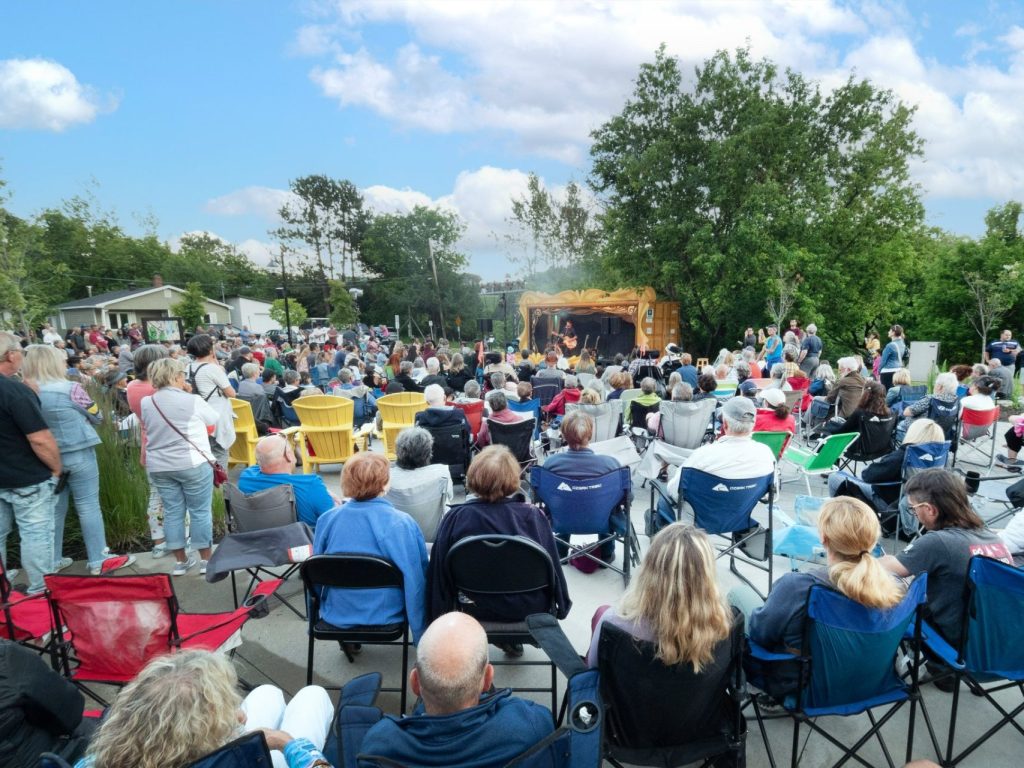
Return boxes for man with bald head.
[359,612,553,765]
[237,434,337,529]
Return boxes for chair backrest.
[452,400,484,438]
[618,388,643,411]
[223,482,298,532]
[628,400,661,431]
[445,535,557,617]
[508,398,542,439]
[566,401,623,442]
[530,376,564,408]
[798,576,927,712]
[960,555,1024,677]
[489,417,536,464]
[751,431,790,460]
[899,384,928,407]
[679,469,772,536]
[926,398,960,440]
[531,465,630,535]
[292,395,355,462]
[598,613,744,761]
[960,406,1000,437]
[577,372,598,390]
[230,397,258,435]
[805,432,859,471]
[901,441,950,479]
[633,365,663,386]
[851,414,896,459]
[186,731,273,768]
[39,755,74,768]
[659,399,716,449]
[300,555,404,624]
[783,390,803,412]
[237,392,273,426]
[425,423,471,480]
[377,393,427,460]
[44,573,177,682]
[385,477,449,543]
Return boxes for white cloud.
[204,186,297,219]
[0,58,116,131]
[169,230,280,269]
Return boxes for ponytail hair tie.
[859,550,870,557]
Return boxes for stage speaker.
[477,318,493,333]
[601,317,622,335]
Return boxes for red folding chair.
[953,406,1001,471]
[787,376,812,417]
[1,560,53,653]
[453,400,484,441]
[45,573,281,704]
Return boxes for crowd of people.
[1,314,1022,768]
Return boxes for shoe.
[753,692,786,715]
[5,568,18,581]
[151,543,169,558]
[199,559,208,576]
[53,557,74,572]
[926,662,958,692]
[172,555,199,576]
[90,554,136,576]
[499,642,525,658]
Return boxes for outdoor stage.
[517,287,679,361]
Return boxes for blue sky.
[3,1,1024,279]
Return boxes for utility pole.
[278,246,293,347]
[427,239,447,339]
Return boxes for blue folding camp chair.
[650,468,775,599]
[530,377,563,410]
[748,576,928,768]
[186,731,274,767]
[509,397,543,440]
[530,465,639,585]
[915,556,1024,768]
[869,441,950,550]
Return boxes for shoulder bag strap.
[150,392,217,468]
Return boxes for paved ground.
[55,421,1024,767]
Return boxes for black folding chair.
[425,422,471,483]
[300,554,411,713]
[836,414,897,473]
[489,417,538,475]
[531,376,564,410]
[445,535,562,717]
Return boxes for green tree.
[270,298,308,329]
[589,46,924,354]
[171,282,209,331]
[328,280,359,327]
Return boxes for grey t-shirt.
[897,527,1012,642]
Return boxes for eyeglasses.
[907,501,930,515]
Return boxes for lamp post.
[277,246,293,347]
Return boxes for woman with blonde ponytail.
[732,496,905,700]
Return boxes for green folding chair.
[782,432,859,495]
[751,430,790,460]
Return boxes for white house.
[226,296,275,333]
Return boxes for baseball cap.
[722,396,756,424]
[104,370,127,387]
[760,388,786,407]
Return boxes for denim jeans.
[0,476,57,594]
[54,448,109,569]
[149,463,213,551]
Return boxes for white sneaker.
[199,559,208,576]
[172,555,199,576]
[151,543,169,559]
[53,557,74,572]
[6,568,19,581]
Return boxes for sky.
[3,0,1024,281]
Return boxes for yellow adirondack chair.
[377,392,427,461]
[290,395,356,474]
[228,398,259,469]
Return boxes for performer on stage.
[559,319,578,351]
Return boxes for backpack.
[187,363,220,402]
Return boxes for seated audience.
[359,613,553,766]
[691,373,718,402]
[579,387,603,405]
[236,362,264,398]
[808,361,835,397]
[419,356,447,390]
[544,374,582,417]
[535,350,566,379]
[884,368,914,410]
[754,388,796,441]
[445,353,473,393]
[996,413,1024,471]
[902,371,958,421]
[389,426,454,506]
[313,452,428,642]
[238,434,337,529]
[516,380,534,403]
[880,469,1012,648]
[606,370,632,400]
[824,356,865,418]
[455,379,483,404]
[734,496,905,700]
[575,348,597,375]
[261,369,278,398]
[427,445,570,625]
[646,382,693,434]
[476,389,526,447]
[988,358,1014,397]
[394,360,423,393]
[415,383,472,432]
[823,380,890,437]
[624,377,661,426]
[75,650,332,768]
[960,375,999,412]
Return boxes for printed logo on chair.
[712,483,729,492]
[557,482,573,492]
[288,544,312,563]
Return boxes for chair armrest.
[782,445,814,464]
[746,638,798,663]
[648,478,673,505]
[910,620,964,671]
[526,613,587,679]
[176,579,282,644]
[278,426,302,436]
[0,590,47,610]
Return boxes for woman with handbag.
[140,357,220,576]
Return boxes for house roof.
[58,285,230,310]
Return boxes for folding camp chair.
[650,468,775,599]
[951,406,1001,471]
[915,556,1024,767]
[425,422,471,483]
[490,417,539,475]
[509,397,543,439]
[617,388,643,417]
[866,441,950,551]
[38,755,72,768]
[565,401,623,442]
[377,392,427,461]
[445,535,561,716]
[752,430,791,461]
[925,397,959,442]
[222,482,305,618]
[748,576,928,768]
[186,731,273,768]
[659,398,717,448]
[290,395,356,473]
[530,376,564,410]
[836,414,896,473]
[895,384,928,414]
[531,465,639,585]
[228,398,260,468]
[385,476,449,543]
[782,432,860,495]
[626,400,661,454]
[300,554,411,713]
[44,573,280,705]
[452,399,485,442]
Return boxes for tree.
[328,281,359,328]
[269,298,308,329]
[589,46,924,354]
[171,282,209,331]
[964,269,1020,360]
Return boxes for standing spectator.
[185,334,236,469]
[878,324,906,390]
[758,324,783,372]
[21,346,135,576]
[126,344,171,556]
[0,332,61,594]
[985,328,1020,369]
[140,358,218,576]
[798,323,822,376]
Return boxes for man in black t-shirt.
[0,332,62,594]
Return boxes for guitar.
[561,335,578,351]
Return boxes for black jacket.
[394,373,423,393]
[446,369,474,394]
[861,447,906,505]
[415,408,471,433]
[0,639,91,768]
